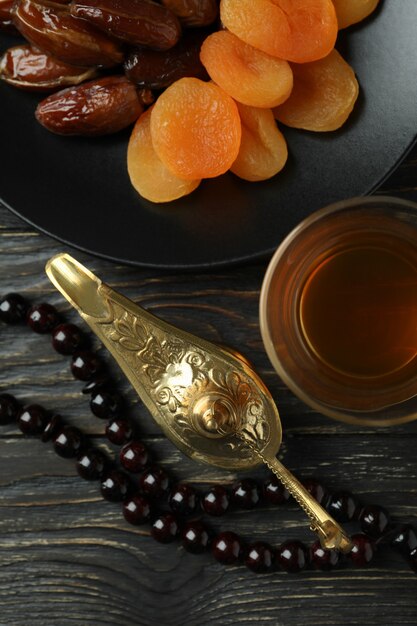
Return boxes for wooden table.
[1,145,417,626]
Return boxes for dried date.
[0,0,15,18]
[70,0,181,51]
[13,0,124,67]
[124,30,208,90]
[161,0,218,27]
[0,44,98,91]
[35,75,143,136]
[137,88,154,107]
[0,0,19,33]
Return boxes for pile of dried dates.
[0,0,219,135]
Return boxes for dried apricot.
[220,0,338,63]
[274,49,359,131]
[332,0,380,29]
[200,31,293,109]
[150,77,241,180]
[128,107,200,203]
[231,104,288,182]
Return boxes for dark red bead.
[0,293,28,324]
[90,390,122,419]
[327,490,361,522]
[310,541,340,570]
[212,531,244,565]
[359,505,391,538]
[123,494,152,525]
[231,478,261,509]
[82,376,110,395]
[169,483,198,516]
[201,485,230,516]
[120,440,149,473]
[245,542,275,573]
[0,393,20,425]
[41,414,62,442]
[106,418,134,445]
[52,323,84,355]
[151,513,180,543]
[77,449,107,480]
[182,520,211,554]
[101,470,131,502]
[409,547,417,573]
[71,351,103,381]
[26,303,59,334]
[263,474,290,505]
[139,466,170,498]
[277,540,308,573]
[53,426,84,458]
[391,524,417,556]
[17,404,48,436]
[302,478,329,507]
[348,533,375,567]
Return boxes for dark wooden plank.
[1,232,417,437]
[1,434,417,516]
[0,144,417,625]
[0,437,416,626]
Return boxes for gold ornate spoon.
[46,253,352,553]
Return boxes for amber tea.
[299,235,417,381]
[260,197,417,425]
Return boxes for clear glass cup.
[259,195,417,426]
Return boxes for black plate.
[1,1,417,269]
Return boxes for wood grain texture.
[1,143,417,626]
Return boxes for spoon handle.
[238,433,352,553]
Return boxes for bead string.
[1,293,416,574]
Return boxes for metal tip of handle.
[316,520,353,553]
[45,253,109,319]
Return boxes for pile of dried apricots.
[0,0,380,203]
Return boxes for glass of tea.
[260,196,417,426]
